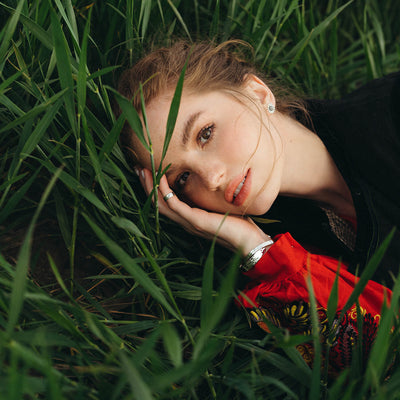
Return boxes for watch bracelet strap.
[239,239,274,272]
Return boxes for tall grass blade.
[54,0,79,48]
[0,0,24,74]
[162,322,183,367]
[327,261,340,326]
[194,251,238,359]
[0,169,40,224]
[363,270,400,393]
[126,0,135,64]
[40,162,111,214]
[305,264,322,400]
[83,213,179,319]
[120,352,154,400]
[6,167,62,335]
[139,0,152,42]
[19,99,63,160]
[284,1,353,76]
[113,89,149,150]
[159,50,189,166]
[77,8,91,119]
[339,229,395,320]
[200,241,215,330]
[111,216,147,239]
[0,89,67,135]
[99,116,125,164]
[50,6,76,135]
[0,70,22,96]
[166,0,192,41]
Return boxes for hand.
[139,168,272,256]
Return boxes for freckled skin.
[134,75,354,254]
[136,84,283,216]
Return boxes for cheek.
[179,187,217,210]
[222,126,263,162]
[189,192,229,213]
[233,113,263,143]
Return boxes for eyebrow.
[166,111,203,183]
[182,111,202,146]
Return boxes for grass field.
[1,0,400,398]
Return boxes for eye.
[176,171,190,190]
[198,124,214,145]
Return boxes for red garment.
[236,232,391,373]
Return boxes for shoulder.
[305,71,400,134]
[303,73,400,278]
[303,72,400,190]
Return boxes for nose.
[193,158,225,190]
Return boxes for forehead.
[134,89,199,163]
[130,90,174,166]
[145,90,175,137]
[132,88,242,167]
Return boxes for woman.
[116,40,400,372]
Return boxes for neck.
[275,113,356,218]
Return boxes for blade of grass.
[111,216,148,239]
[159,49,190,165]
[112,89,149,150]
[363,270,400,393]
[305,259,322,400]
[162,322,183,368]
[194,249,238,360]
[338,229,395,321]
[284,1,353,76]
[139,0,152,43]
[39,161,111,214]
[0,88,67,135]
[166,0,192,41]
[0,169,41,225]
[99,115,125,164]
[83,213,179,319]
[77,7,91,120]
[119,352,154,400]
[6,166,63,335]
[54,0,79,49]
[0,0,25,75]
[125,0,135,64]
[50,6,76,136]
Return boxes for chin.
[245,199,275,216]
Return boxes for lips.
[225,169,251,206]
[233,175,247,200]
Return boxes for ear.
[243,74,275,107]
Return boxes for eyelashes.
[174,123,215,192]
[197,124,214,146]
[176,171,190,190]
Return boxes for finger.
[140,172,263,251]
[158,174,176,203]
[138,168,153,196]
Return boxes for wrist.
[240,231,272,256]
[239,237,274,272]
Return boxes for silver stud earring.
[267,104,275,114]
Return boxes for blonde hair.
[116,40,306,162]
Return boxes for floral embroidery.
[250,296,380,372]
[348,305,367,319]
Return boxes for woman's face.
[135,78,284,216]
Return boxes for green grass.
[1,0,400,398]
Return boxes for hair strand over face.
[115,39,306,165]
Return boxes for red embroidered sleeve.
[236,232,391,373]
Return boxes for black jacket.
[262,72,400,285]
